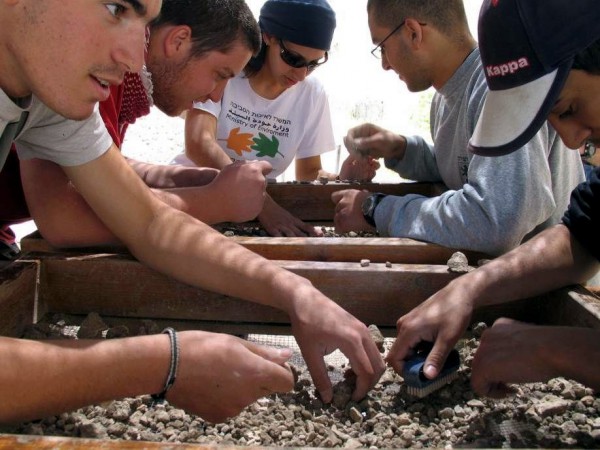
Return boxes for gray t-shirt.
[374,48,585,256]
[1,88,111,168]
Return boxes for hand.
[470,318,560,398]
[166,330,294,423]
[258,195,323,237]
[208,161,273,223]
[385,279,474,379]
[331,189,374,233]
[338,155,380,182]
[288,282,386,402]
[344,123,407,161]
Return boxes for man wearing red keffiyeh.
[0,0,273,250]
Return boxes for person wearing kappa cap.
[177,0,379,238]
[331,0,583,257]
[386,0,600,398]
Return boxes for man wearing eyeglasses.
[332,0,584,257]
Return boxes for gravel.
[4,314,600,448]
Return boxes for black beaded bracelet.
[151,327,179,404]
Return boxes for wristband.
[151,327,179,404]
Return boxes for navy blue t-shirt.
[562,166,600,261]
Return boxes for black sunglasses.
[278,39,328,71]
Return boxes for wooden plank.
[0,433,253,449]
[21,234,490,266]
[266,181,445,221]
[533,285,600,328]
[34,255,600,330]
[224,236,489,264]
[0,261,39,337]
[37,255,460,328]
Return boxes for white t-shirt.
[173,75,336,179]
[1,88,111,167]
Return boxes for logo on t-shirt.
[225,127,283,159]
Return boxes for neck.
[248,68,287,100]
[431,34,477,91]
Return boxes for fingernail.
[424,364,437,378]
[278,348,293,358]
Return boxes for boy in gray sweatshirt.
[332,0,584,256]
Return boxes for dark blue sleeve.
[562,166,600,261]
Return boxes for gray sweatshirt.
[374,48,584,256]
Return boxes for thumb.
[423,341,455,380]
[256,160,273,176]
[244,339,293,366]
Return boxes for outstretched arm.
[62,145,385,403]
[0,331,294,424]
[387,224,599,381]
[20,156,270,247]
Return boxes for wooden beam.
[0,261,39,337]
[37,255,459,328]
[21,235,490,266]
[266,181,445,221]
[224,236,490,264]
[34,255,600,330]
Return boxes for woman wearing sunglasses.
[177,0,377,237]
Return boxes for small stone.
[77,312,108,339]
[447,252,472,273]
[385,261,392,268]
[360,259,370,267]
[348,407,363,423]
[534,399,571,418]
[368,324,385,352]
[319,176,329,184]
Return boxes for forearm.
[445,224,599,308]
[126,157,218,189]
[0,335,169,423]
[20,159,119,247]
[133,203,311,312]
[148,185,231,225]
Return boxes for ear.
[262,32,277,46]
[163,25,193,59]
[403,18,425,49]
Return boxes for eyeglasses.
[278,39,328,72]
[370,20,426,59]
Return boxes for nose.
[112,24,147,73]
[549,116,592,149]
[381,54,392,71]
[208,81,227,102]
[294,67,309,82]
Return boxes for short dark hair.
[366,0,469,38]
[572,38,600,75]
[150,0,261,59]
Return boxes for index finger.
[386,332,422,374]
[343,336,385,401]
